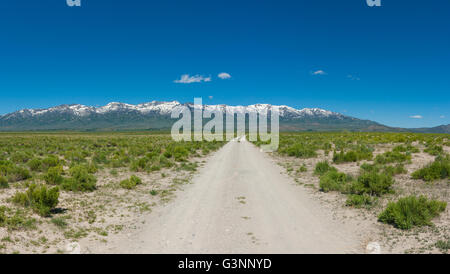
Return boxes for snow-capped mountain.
[0,101,446,132]
[0,101,343,120]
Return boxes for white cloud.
[208,96,213,100]
[347,74,360,81]
[409,115,423,119]
[174,74,211,84]
[440,115,445,118]
[218,72,231,79]
[312,70,327,75]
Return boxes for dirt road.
[104,137,362,253]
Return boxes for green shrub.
[378,196,447,229]
[150,189,158,196]
[173,147,189,162]
[0,206,6,225]
[0,176,8,189]
[110,169,118,176]
[351,172,394,196]
[314,161,337,176]
[375,151,411,164]
[62,165,97,192]
[6,166,31,182]
[93,152,109,165]
[10,152,32,164]
[361,162,406,176]
[435,239,450,252]
[280,143,317,158]
[13,183,59,217]
[44,166,64,185]
[393,145,419,154]
[120,175,142,189]
[424,145,443,156]
[130,158,148,172]
[27,158,42,171]
[385,164,407,176]
[332,146,373,164]
[346,194,377,209]
[297,164,307,173]
[0,206,36,230]
[319,171,350,192]
[41,155,60,170]
[86,162,98,174]
[412,157,450,182]
[51,216,68,229]
[178,162,198,172]
[360,163,381,173]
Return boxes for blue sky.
[0,0,449,128]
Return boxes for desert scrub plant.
[393,144,419,154]
[435,239,450,253]
[0,206,6,226]
[350,172,394,196]
[314,161,337,176]
[0,176,8,188]
[51,216,68,229]
[375,151,411,164]
[0,164,32,182]
[384,164,407,176]
[378,195,447,230]
[12,183,59,217]
[177,162,198,172]
[9,166,32,182]
[360,163,382,173]
[27,157,42,171]
[332,146,373,163]
[360,163,406,176]
[424,145,444,156]
[297,164,307,173]
[120,175,142,189]
[85,162,98,174]
[109,169,118,176]
[173,146,190,162]
[43,165,64,185]
[411,155,450,182]
[0,206,37,231]
[346,194,377,209]
[150,189,158,196]
[10,151,32,164]
[279,143,317,158]
[41,155,61,170]
[62,165,97,192]
[319,171,351,192]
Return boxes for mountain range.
[0,101,448,133]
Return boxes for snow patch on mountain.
[1,101,344,120]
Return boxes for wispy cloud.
[208,96,213,100]
[440,115,446,118]
[311,70,327,75]
[174,74,211,84]
[409,115,423,119]
[347,74,360,81]
[218,72,231,79]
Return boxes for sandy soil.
[89,137,364,254]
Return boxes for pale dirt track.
[104,137,363,254]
